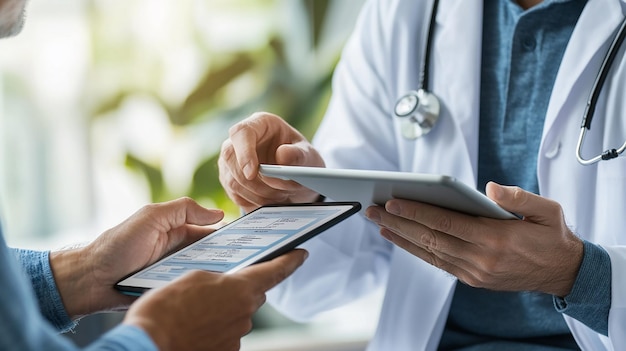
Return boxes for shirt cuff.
[11,249,77,332]
[553,240,611,335]
[85,325,158,351]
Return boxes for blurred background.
[0,0,385,350]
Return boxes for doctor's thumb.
[485,181,559,223]
[485,181,533,211]
[275,142,324,168]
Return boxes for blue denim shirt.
[0,229,156,350]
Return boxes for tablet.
[259,164,517,220]
[116,202,360,295]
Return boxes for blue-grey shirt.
[0,228,157,350]
[438,0,612,349]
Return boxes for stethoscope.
[393,0,626,165]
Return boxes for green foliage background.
[87,0,359,217]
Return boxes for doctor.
[219,0,626,350]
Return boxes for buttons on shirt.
[522,37,536,51]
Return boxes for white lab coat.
[266,0,626,349]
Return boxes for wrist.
[49,246,98,319]
[550,237,585,297]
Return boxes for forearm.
[48,247,98,319]
[50,245,137,320]
[49,243,138,319]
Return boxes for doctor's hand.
[219,112,325,213]
[365,182,584,297]
[49,197,225,319]
[123,249,308,351]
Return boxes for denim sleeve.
[84,325,158,351]
[1,232,157,351]
[554,240,611,335]
[11,248,76,332]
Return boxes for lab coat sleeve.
[267,215,392,321]
[266,0,402,321]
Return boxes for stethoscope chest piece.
[394,89,441,139]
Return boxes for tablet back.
[259,164,517,219]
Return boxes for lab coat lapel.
[543,0,624,139]
[430,0,483,184]
[430,0,483,185]
[394,0,482,186]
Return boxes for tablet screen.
[116,202,360,294]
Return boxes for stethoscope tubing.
[576,17,626,165]
[419,0,440,92]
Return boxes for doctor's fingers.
[219,168,291,210]
[369,208,481,265]
[384,199,499,244]
[227,113,305,180]
[219,143,290,197]
[226,123,262,180]
[379,227,481,286]
[379,226,512,289]
[220,137,258,179]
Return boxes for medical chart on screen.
[134,208,341,281]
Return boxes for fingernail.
[488,181,503,200]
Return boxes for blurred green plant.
[89,0,360,217]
